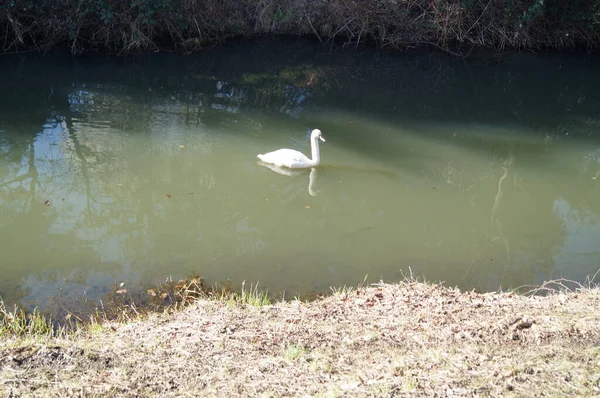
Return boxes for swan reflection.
[258,162,319,196]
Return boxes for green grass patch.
[233,281,271,307]
[0,300,55,338]
[284,343,308,360]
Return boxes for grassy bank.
[1,280,599,396]
[1,0,599,55]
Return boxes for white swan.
[257,129,325,168]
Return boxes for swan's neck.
[310,136,321,166]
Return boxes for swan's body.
[257,129,325,169]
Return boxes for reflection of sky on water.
[553,198,600,281]
[18,265,145,312]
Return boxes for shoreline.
[1,280,599,396]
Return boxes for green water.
[1,39,599,311]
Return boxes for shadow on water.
[1,37,600,320]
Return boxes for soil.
[1,281,599,397]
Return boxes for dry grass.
[1,280,599,397]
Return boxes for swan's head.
[311,129,326,142]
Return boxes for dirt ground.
[1,281,599,397]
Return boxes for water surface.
[1,39,600,311]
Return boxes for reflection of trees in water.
[0,121,106,309]
[0,89,181,306]
[458,149,559,292]
[0,81,279,312]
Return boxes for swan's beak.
[319,136,326,142]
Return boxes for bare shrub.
[1,0,599,54]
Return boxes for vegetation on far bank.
[1,279,599,397]
[1,0,600,55]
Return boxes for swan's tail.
[257,154,265,161]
